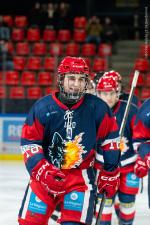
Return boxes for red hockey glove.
[32,159,66,195]
[134,156,148,178]
[97,168,120,198]
[145,153,150,169]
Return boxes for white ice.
[0,161,149,225]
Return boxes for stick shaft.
[95,193,106,225]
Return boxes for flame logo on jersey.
[62,132,86,169]
[119,136,129,155]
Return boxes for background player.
[95,74,139,225]
[18,56,120,225]
[133,98,150,208]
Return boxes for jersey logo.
[48,132,86,169]
[64,110,76,140]
[48,132,64,168]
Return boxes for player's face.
[63,73,87,95]
[97,91,118,108]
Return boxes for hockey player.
[95,74,139,225]
[133,98,150,207]
[18,56,120,225]
[102,70,141,108]
[133,98,150,177]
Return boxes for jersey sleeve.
[95,101,120,171]
[20,103,45,174]
[133,99,150,159]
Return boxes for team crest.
[48,132,86,169]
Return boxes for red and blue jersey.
[96,99,138,172]
[20,92,120,175]
[133,98,150,159]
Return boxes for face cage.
[58,74,89,104]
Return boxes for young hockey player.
[95,74,139,225]
[18,56,120,225]
[102,70,141,108]
[133,98,150,207]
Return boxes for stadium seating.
[9,86,25,98]
[66,42,80,56]
[5,71,19,85]
[134,58,149,72]
[93,58,107,71]
[73,29,86,43]
[0,86,6,98]
[26,57,41,70]
[27,87,42,99]
[13,56,26,70]
[49,43,64,56]
[21,71,36,86]
[98,44,112,57]
[12,28,25,42]
[74,17,87,29]
[43,29,56,42]
[27,28,41,42]
[15,42,30,55]
[38,71,53,86]
[14,16,28,28]
[3,15,13,26]
[81,43,96,57]
[32,42,47,56]
[43,57,56,71]
[57,29,71,43]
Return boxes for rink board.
[0,114,25,160]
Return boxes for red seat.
[43,57,56,71]
[0,86,6,98]
[49,43,63,56]
[9,87,25,99]
[13,56,26,70]
[93,58,107,72]
[139,44,150,57]
[73,29,86,43]
[32,42,47,56]
[5,41,14,54]
[43,29,56,42]
[98,44,112,57]
[74,17,87,29]
[134,58,149,72]
[140,88,150,100]
[27,28,40,42]
[5,71,19,85]
[81,43,96,57]
[66,42,80,56]
[38,71,52,86]
[21,71,36,86]
[26,57,41,70]
[144,73,150,87]
[16,42,30,55]
[14,16,28,28]
[129,73,144,87]
[27,87,42,99]
[57,30,71,43]
[12,28,25,42]
[0,72,3,85]
[3,15,13,26]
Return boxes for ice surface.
[0,161,149,225]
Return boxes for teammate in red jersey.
[94,74,139,225]
[18,57,120,225]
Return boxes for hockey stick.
[95,192,106,225]
[119,70,139,140]
[95,70,139,225]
